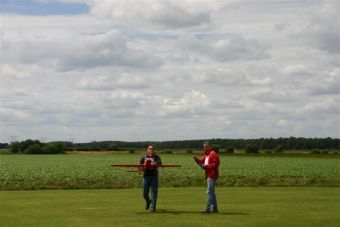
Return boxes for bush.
[186,149,193,154]
[43,142,65,154]
[77,147,89,151]
[107,144,120,151]
[244,144,259,154]
[226,147,234,154]
[24,144,43,154]
[64,147,74,152]
[20,139,42,153]
[10,139,42,154]
[10,142,21,153]
[274,145,284,153]
[311,149,321,154]
[128,149,135,154]
[9,140,66,154]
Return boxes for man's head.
[203,141,211,153]
[147,145,155,156]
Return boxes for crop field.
[1,153,340,190]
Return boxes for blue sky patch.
[0,0,89,15]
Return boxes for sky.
[0,0,339,143]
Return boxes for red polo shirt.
[196,150,220,179]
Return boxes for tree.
[10,142,21,153]
[244,144,259,153]
[274,144,284,153]
[107,144,120,151]
[211,144,220,153]
[225,147,234,154]
[20,139,42,152]
[43,142,65,154]
[24,144,43,154]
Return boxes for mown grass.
[0,187,340,227]
[1,153,340,190]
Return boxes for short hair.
[203,141,210,146]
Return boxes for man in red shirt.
[193,141,220,213]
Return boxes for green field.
[1,187,340,227]
[1,153,340,190]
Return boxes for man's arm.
[139,156,145,171]
[193,155,205,169]
[140,156,145,164]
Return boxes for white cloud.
[79,73,148,90]
[297,1,340,53]
[197,67,272,87]
[283,64,312,77]
[274,23,290,31]
[1,0,339,142]
[278,119,287,127]
[297,98,340,115]
[161,90,210,117]
[178,34,271,62]
[307,68,340,95]
[2,30,162,70]
[89,0,219,29]
[250,89,292,103]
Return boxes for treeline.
[3,137,340,154]
[0,143,8,149]
[74,137,340,151]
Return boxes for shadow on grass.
[136,209,250,215]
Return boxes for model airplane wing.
[111,164,181,167]
[111,162,181,173]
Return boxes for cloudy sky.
[0,0,339,143]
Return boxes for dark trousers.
[143,175,158,210]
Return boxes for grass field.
[1,153,340,190]
[1,187,340,227]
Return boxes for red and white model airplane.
[111,160,181,172]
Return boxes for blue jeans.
[206,178,218,210]
[143,175,158,210]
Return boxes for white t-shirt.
[204,156,209,165]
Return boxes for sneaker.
[145,199,151,210]
[149,208,156,212]
[201,209,210,213]
[211,209,219,213]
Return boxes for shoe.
[146,199,151,210]
[211,209,219,213]
[149,208,156,212]
[201,209,210,213]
